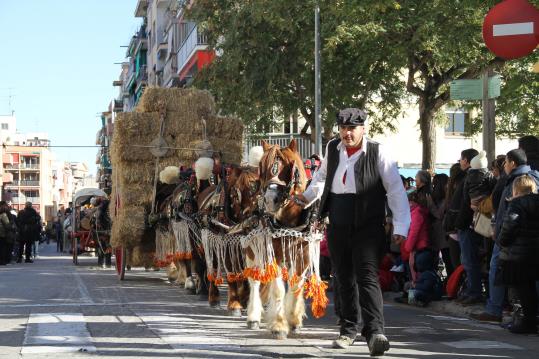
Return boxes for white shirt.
[303,138,411,237]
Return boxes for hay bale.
[110,112,161,163]
[135,87,216,115]
[127,242,155,267]
[110,205,147,247]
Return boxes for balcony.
[177,25,208,75]
[134,0,148,17]
[11,197,40,204]
[136,64,148,83]
[20,180,40,186]
[164,53,179,87]
[127,26,148,57]
[4,164,40,170]
[20,163,40,170]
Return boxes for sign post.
[450,74,500,164]
[482,70,496,165]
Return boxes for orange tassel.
[281,267,289,282]
[289,273,300,288]
[303,274,329,318]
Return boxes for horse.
[243,139,327,339]
[196,160,254,315]
[152,168,209,297]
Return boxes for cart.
[70,188,113,269]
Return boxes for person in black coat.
[16,202,41,263]
[454,148,485,305]
[496,174,539,334]
[518,135,539,171]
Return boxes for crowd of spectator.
[318,135,539,335]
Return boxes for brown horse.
[154,175,208,296]
[197,164,253,315]
[243,139,327,339]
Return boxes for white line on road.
[493,22,534,36]
[21,313,96,354]
[443,340,523,350]
[73,270,94,304]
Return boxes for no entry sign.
[483,0,539,59]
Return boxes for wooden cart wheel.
[72,236,78,265]
[115,246,126,280]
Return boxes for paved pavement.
[0,242,538,358]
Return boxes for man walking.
[295,108,410,356]
[16,202,41,263]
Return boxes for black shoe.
[25,259,34,263]
[16,258,22,263]
[509,321,538,334]
[367,334,390,356]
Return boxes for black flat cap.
[336,108,367,127]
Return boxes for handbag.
[473,211,493,238]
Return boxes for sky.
[0,0,141,174]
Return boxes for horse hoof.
[290,326,301,335]
[229,308,242,317]
[247,321,260,330]
[185,279,195,290]
[209,301,220,308]
[271,330,287,340]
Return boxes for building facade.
[0,121,55,216]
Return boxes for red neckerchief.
[343,146,362,184]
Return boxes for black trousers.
[514,280,538,325]
[0,240,9,264]
[327,223,385,339]
[18,237,33,260]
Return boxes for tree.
[190,0,539,168]
[188,1,404,142]
[494,53,539,137]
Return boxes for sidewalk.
[383,291,512,325]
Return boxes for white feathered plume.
[248,146,264,167]
[195,157,214,180]
[159,166,180,184]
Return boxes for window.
[1,123,8,130]
[445,111,469,135]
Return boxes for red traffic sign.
[483,0,539,60]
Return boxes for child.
[496,174,539,334]
[466,151,496,210]
[402,190,430,283]
[408,250,443,307]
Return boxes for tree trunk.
[418,99,437,171]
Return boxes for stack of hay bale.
[109,87,243,267]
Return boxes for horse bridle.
[263,146,303,208]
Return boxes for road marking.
[426,314,469,321]
[136,312,262,357]
[21,313,96,354]
[73,270,94,304]
[493,22,534,36]
[443,340,523,350]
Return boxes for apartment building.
[1,129,54,215]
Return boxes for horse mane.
[236,167,259,190]
[259,145,279,187]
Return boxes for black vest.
[319,138,387,228]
